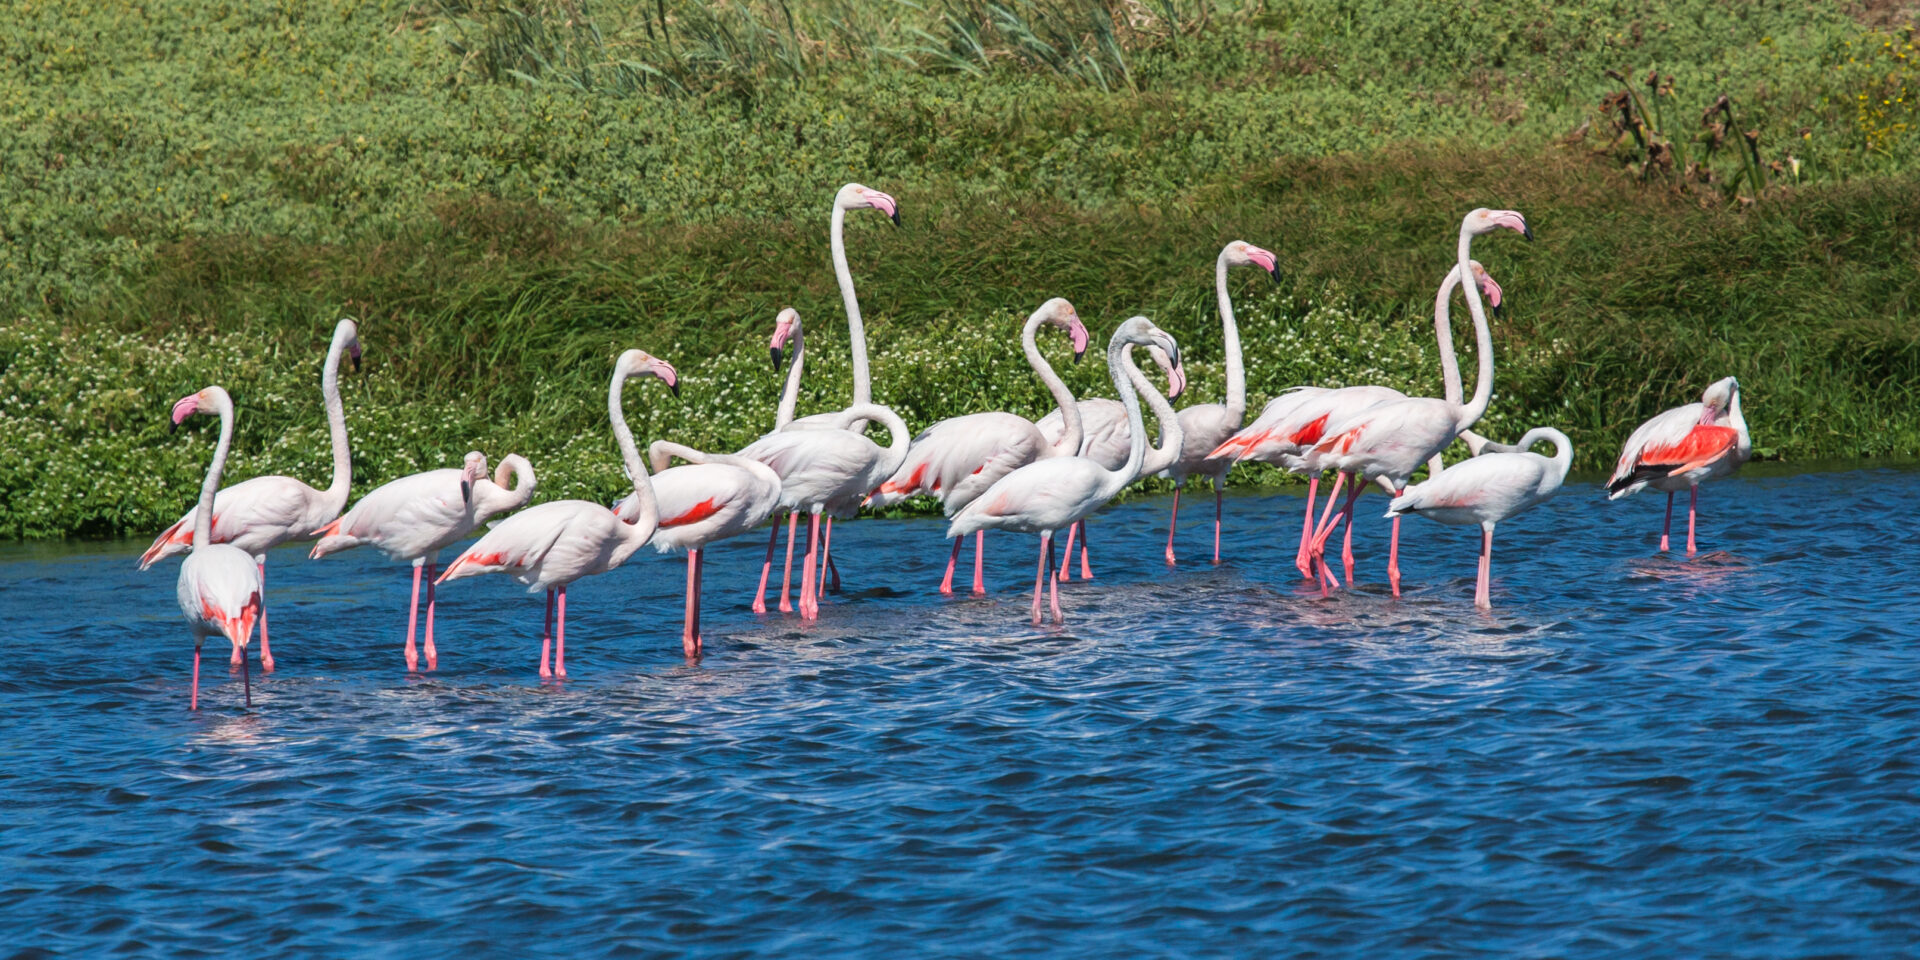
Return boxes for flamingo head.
[1035,297,1090,363]
[1224,240,1280,284]
[460,451,488,506]
[837,183,900,226]
[168,386,226,432]
[1146,344,1187,400]
[336,318,363,373]
[617,349,680,397]
[1468,260,1505,318]
[1113,316,1182,374]
[1701,376,1740,417]
[1465,207,1534,241]
[769,307,801,372]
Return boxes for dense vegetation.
[3,0,1917,538]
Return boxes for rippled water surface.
[5,464,1920,958]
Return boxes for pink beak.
[170,395,199,426]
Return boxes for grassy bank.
[3,1,1917,538]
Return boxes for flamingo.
[169,386,263,710]
[638,442,782,656]
[864,297,1089,596]
[1385,427,1573,608]
[947,317,1183,625]
[1300,208,1533,596]
[435,351,676,677]
[309,451,536,671]
[727,402,911,621]
[1605,376,1750,555]
[1157,240,1279,567]
[140,318,360,672]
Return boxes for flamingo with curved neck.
[169,386,263,710]
[1386,427,1573,607]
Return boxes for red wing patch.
[1208,430,1263,459]
[201,592,261,646]
[879,462,930,496]
[661,498,722,527]
[1287,413,1330,446]
[1638,425,1737,472]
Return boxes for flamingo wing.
[648,462,782,551]
[1608,420,1739,496]
[311,468,470,560]
[946,457,1106,537]
[143,475,325,568]
[1388,452,1554,525]
[868,412,1044,512]
[439,501,601,584]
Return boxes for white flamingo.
[141,318,360,672]
[309,451,536,670]
[864,297,1089,595]
[435,351,676,677]
[947,317,1183,625]
[1605,377,1750,555]
[1386,427,1573,607]
[169,386,263,710]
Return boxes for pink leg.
[1058,522,1077,582]
[1030,534,1049,625]
[1687,485,1699,557]
[779,511,799,613]
[255,559,273,672]
[824,518,841,594]
[1660,491,1674,552]
[1387,487,1403,597]
[191,639,202,711]
[1296,475,1319,578]
[1165,487,1181,566]
[1212,481,1223,566]
[940,535,963,595]
[800,512,821,620]
[1339,482,1361,585]
[1077,521,1093,580]
[423,563,439,670]
[553,586,568,678]
[972,531,987,596]
[1048,533,1063,624]
[683,548,701,657]
[539,587,554,678]
[1308,473,1349,593]
[405,562,423,672]
[754,521,779,613]
[1476,525,1493,608]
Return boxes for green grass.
[2,0,1917,538]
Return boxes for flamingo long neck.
[1455,228,1495,431]
[195,392,235,549]
[1024,314,1082,457]
[775,327,806,430]
[830,205,871,411]
[834,403,913,479]
[1433,263,1466,406]
[477,454,536,517]
[320,328,352,511]
[1520,427,1575,482]
[1216,251,1246,424]
[608,372,658,538]
[1121,345,1183,476]
[1728,389,1751,457]
[1095,336,1148,502]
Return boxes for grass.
[2,0,1917,538]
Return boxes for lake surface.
[4,464,1918,958]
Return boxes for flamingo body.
[645,461,783,554]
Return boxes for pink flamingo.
[1386,427,1573,608]
[1301,208,1532,596]
[947,317,1182,625]
[309,451,536,671]
[435,350,676,676]
[141,318,360,672]
[169,386,263,710]
[1605,377,1750,555]
[1157,240,1278,567]
[864,298,1090,595]
[728,402,911,621]
[640,442,783,655]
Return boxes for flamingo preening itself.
[141,318,360,672]
[169,386,263,710]
[436,351,677,676]
[1385,427,1573,608]
[865,297,1090,596]
[1605,377,1750,555]
[309,451,536,671]
[946,317,1183,625]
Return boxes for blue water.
[3,464,1919,958]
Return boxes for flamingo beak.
[771,347,784,372]
[349,344,362,373]
[1521,222,1535,242]
[889,209,901,227]
[460,480,471,506]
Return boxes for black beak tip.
[889,211,901,227]
[1522,225,1536,242]
[1073,349,1086,364]
[351,356,361,373]
[169,421,178,434]
[460,481,471,506]
[770,348,783,372]
[1267,267,1281,285]
[1493,303,1505,319]
[670,382,681,398]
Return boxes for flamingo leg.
[539,587,554,679]
[824,518,841,594]
[1660,491,1674,552]
[1387,487,1404,597]
[1077,521,1093,580]
[1030,533,1049,625]
[255,559,273,672]
[972,531,987,596]
[1048,531,1063,624]
[1308,473,1348,593]
[683,548,704,658]
[1165,487,1181,566]
[754,521,779,613]
[191,636,202,711]
[423,562,438,671]
[800,512,821,620]
[240,641,251,708]
[940,535,964,595]
[1689,483,1704,560]
[1296,475,1319,579]
[1212,478,1223,566]
[779,510,798,613]
[405,561,423,672]
[1057,522,1076,582]
[1476,524,1494,609]
[1340,483,1360,586]
[553,586,568,678]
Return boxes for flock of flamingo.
[150,184,1752,709]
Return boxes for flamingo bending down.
[169,387,263,710]
[729,402,911,621]
[141,318,360,672]
[1385,427,1573,608]
[436,351,677,677]
[864,298,1089,595]
[1302,208,1532,596]
[947,317,1182,625]
[1605,376,1750,555]
[310,451,536,670]
[1157,240,1278,566]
